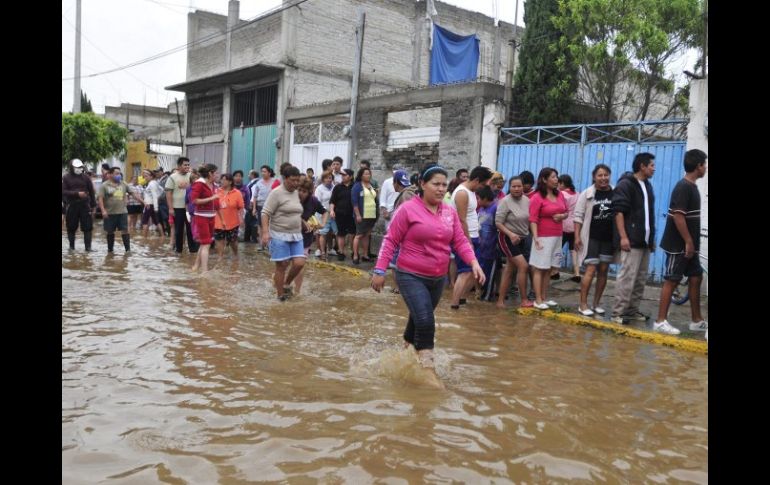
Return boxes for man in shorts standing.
[653,149,707,336]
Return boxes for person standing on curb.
[610,153,657,325]
[653,149,708,336]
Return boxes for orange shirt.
[215,188,244,230]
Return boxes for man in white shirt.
[450,165,493,309]
[331,156,344,185]
[380,169,411,228]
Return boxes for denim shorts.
[269,238,306,261]
[454,237,480,274]
[318,217,338,235]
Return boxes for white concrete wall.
[686,77,708,295]
[480,102,505,169]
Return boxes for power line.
[62,0,309,81]
[62,13,165,96]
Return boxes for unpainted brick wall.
[382,143,439,174]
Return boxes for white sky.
[61,0,695,114]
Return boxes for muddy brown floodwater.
[62,234,707,483]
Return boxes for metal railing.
[500,119,689,145]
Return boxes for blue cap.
[394,170,410,187]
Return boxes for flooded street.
[62,233,707,484]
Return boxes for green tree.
[80,90,93,113]
[554,0,701,121]
[62,112,128,169]
[513,0,578,126]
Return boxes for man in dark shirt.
[62,159,96,251]
[329,168,355,260]
[611,153,656,325]
[654,149,708,336]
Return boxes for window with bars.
[233,91,255,126]
[294,123,320,144]
[188,95,223,137]
[232,84,278,128]
[321,122,347,142]
[256,85,277,125]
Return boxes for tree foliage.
[513,0,578,126]
[80,90,93,113]
[62,112,128,168]
[553,0,702,121]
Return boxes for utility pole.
[175,98,184,147]
[73,0,82,113]
[347,8,365,167]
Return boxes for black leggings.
[173,208,199,253]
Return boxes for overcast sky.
[61,0,694,114]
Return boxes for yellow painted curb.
[516,308,708,355]
[306,259,367,278]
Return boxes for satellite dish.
[343,125,351,137]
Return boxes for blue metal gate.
[497,120,688,282]
[230,124,278,175]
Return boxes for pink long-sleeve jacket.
[375,196,476,277]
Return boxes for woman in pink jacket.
[371,165,485,385]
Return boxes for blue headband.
[421,165,446,179]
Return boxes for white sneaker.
[689,320,708,332]
[329,249,338,256]
[592,306,605,315]
[534,302,550,310]
[578,307,594,316]
[653,320,681,335]
[545,300,558,307]
[314,249,322,257]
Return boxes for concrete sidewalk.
[544,271,708,342]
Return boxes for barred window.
[233,90,255,127]
[294,123,320,144]
[188,95,223,137]
[321,122,347,142]
[232,85,277,128]
[256,85,277,125]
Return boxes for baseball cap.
[394,170,410,187]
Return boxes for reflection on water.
[62,234,707,483]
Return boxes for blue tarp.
[429,23,479,85]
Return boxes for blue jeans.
[395,269,446,350]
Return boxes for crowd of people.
[63,149,708,382]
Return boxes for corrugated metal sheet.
[230,126,255,175]
[253,124,277,170]
[498,139,687,282]
[228,124,277,174]
[187,143,224,171]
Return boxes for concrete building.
[166,0,519,179]
[103,102,184,145]
[101,102,185,178]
